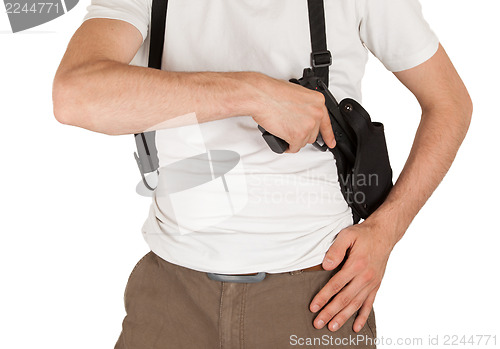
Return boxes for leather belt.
[206,263,325,283]
[238,263,324,276]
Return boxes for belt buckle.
[311,50,332,68]
[206,272,266,283]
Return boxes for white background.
[1,1,499,348]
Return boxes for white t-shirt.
[84,0,439,274]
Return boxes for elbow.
[422,90,473,142]
[460,90,473,134]
[449,93,473,141]
[52,68,101,132]
[52,63,120,135]
[465,94,473,124]
[452,92,473,143]
[52,81,71,125]
[52,72,85,127]
[441,89,473,131]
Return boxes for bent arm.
[310,44,472,333]
[52,18,336,149]
[367,44,473,243]
[52,19,262,135]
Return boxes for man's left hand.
[310,220,397,332]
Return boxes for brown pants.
[115,251,377,349]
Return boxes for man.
[53,0,472,348]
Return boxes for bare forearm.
[366,105,472,245]
[53,61,261,135]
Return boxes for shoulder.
[83,0,153,42]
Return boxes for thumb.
[322,230,353,270]
[319,108,336,149]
